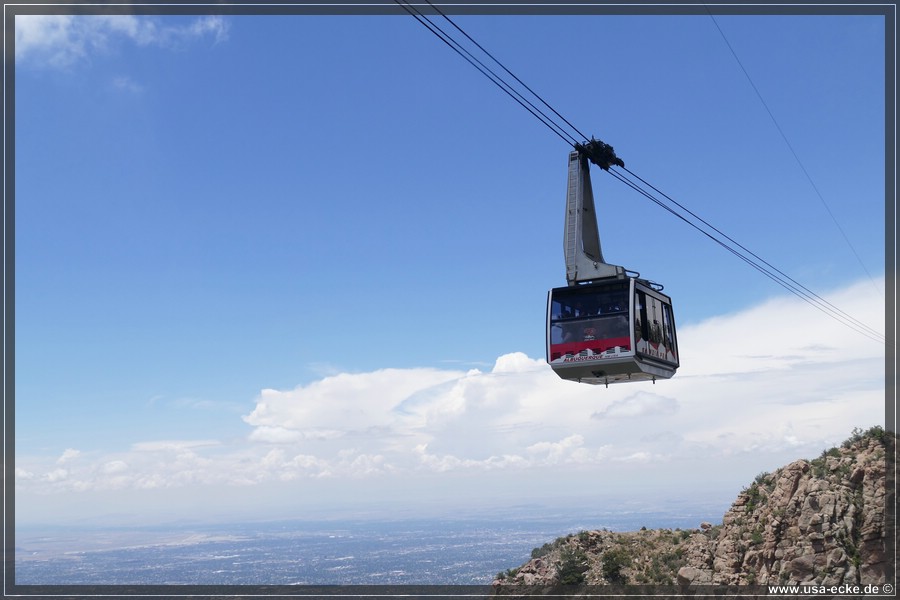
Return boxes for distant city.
[16,506,724,585]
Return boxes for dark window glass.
[548,284,632,360]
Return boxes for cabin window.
[548,284,632,360]
[663,303,678,360]
[634,290,648,342]
[634,290,678,365]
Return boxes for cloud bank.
[15,278,886,521]
[15,15,229,68]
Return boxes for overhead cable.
[706,12,883,297]
[608,167,886,344]
[393,0,579,147]
[396,2,887,346]
[424,0,592,144]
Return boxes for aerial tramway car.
[546,141,679,386]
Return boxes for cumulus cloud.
[525,434,611,466]
[613,451,657,464]
[15,278,885,513]
[593,391,678,419]
[247,426,306,445]
[56,448,81,464]
[237,278,884,483]
[45,468,68,482]
[15,14,229,69]
[15,468,35,481]
[131,440,220,452]
[243,367,466,435]
[677,280,884,379]
[102,460,128,474]
[414,443,529,472]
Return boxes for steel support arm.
[564,150,625,285]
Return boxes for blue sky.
[11,7,888,527]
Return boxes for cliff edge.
[493,426,893,588]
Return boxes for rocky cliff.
[492,427,893,589]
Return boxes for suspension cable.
[706,11,882,297]
[608,168,886,344]
[616,166,886,343]
[393,0,579,147]
[422,0,592,144]
[396,4,887,346]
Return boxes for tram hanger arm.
[564,141,626,285]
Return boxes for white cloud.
[490,352,546,373]
[111,76,144,94]
[524,434,616,466]
[242,367,466,436]
[414,443,529,472]
[676,280,884,379]
[45,468,68,482]
[593,391,678,419]
[15,467,35,480]
[57,448,81,464]
[14,278,886,521]
[247,426,305,444]
[102,460,128,474]
[131,440,220,452]
[613,451,657,464]
[15,15,229,69]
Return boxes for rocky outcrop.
[678,431,889,586]
[493,427,893,588]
